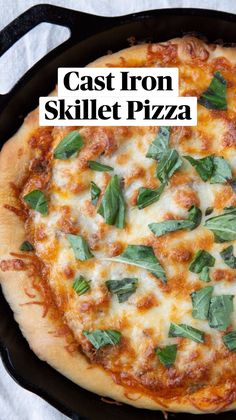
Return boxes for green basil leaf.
[188,205,202,230]
[67,234,94,261]
[83,329,121,349]
[199,266,211,282]
[146,126,170,160]
[88,161,113,172]
[73,276,90,295]
[223,331,236,352]
[149,219,194,237]
[23,190,48,215]
[208,295,234,331]
[53,131,83,159]
[210,156,232,184]
[198,71,227,110]
[156,149,182,184]
[204,207,236,242]
[189,250,215,282]
[148,206,202,237]
[184,155,214,182]
[97,175,125,228]
[106,245,166,283]
[168,322,204,343]
[220,245,236,269]
[137,183,165,210]
[155,344,177,367]
[90,181,101,206]
[19,241,34,252]
[105,278,138,303]
[191,286,214,320]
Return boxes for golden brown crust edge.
[0,37,236,413]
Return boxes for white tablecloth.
[0,1,235,419]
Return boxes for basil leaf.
[23,190,48,215]
[185,155,231,184]
[67,234,94,261]
[148,206,202,237]
[155,344,177,367]
[90,181,101,206]
[220,245,236,269]
[106,278,138,303]
[223,331,236,352]
[198,71,227,110]
[204,207,236,242]
[188,205,202,230]
[149,219,194,237]
[208,295,234,331]
[185,155,214,182]
[73,276,90,295]
[146,126,170,160]
[210,156,232,184]
[19,241,34,252]
[156,149,182,184]
[83,329,121,349]
[106,245,166,283]
[189,250,215,282]
[88,161,113,172]
[53,131,83,159]
[137,183,165,210]
[97,175,125,229]
[191,286,214,320]
[168,322,204,343]
[199,266,211,282]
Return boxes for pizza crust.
[0,37,236,413]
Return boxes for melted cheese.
[23,42,236,400]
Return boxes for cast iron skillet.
[1,4,236,420]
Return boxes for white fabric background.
[0,0,235,419]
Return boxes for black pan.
[0,5,236,420]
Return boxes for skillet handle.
[0,4,112,104]
[0,3,111,56]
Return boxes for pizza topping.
[105,278,138,303]
[185,156,214,182]
[156,149,182,184]
[146,126,170,160]
[137,183,165,209]
[23,190,48,215]
[191,286,213,320]
[90,181,101,205]
[155,344,177,367]
[148,205,202,237]
[97,175,125,228]
[189,250,215,282]
[198,71,227,110]
[67,234,94,261]
[210,157,232,184]
[19,241,34,252]
[106,244,166,282]
[204,206,236,242]
[185,155,232,184]
[82,329,121,349]
[73,276,90,295]
[168,323,205,343]
[220,245,236,269]
[208,295,234,331]
[88,160,113,172]
[223,331,236,352]
[53,130,83,159]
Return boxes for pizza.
[1,36,236,414]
